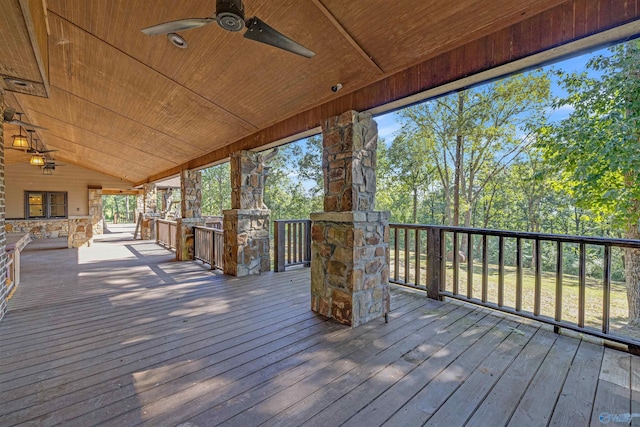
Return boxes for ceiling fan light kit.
[141,0,314,58]
[12,133,29,148]
[29,155,45,166]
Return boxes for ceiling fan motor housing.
[216,0,245,32]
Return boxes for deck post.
[0,95,7,321]
[137,183,159,240]
[176,169,204,261]
[311,111,390,327]
[87,187,104,235]
[426,228,443,300]
[223,150,274,276]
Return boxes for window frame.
[25,191,68,219]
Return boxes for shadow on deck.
[0,228,638,426]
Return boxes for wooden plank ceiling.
[0,0,631,184]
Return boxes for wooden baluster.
[498,236,504,307]
[603,245,611,334]
[555,241,563,330]
[467,233,473,299]
[578,243,586,328]
[516,238,522,312]
[482,234,488,303]
[414,229,421,287]
[404,228,410,284]
[394,227,399,281]
[534,239,541,316]
[452,232,459,295]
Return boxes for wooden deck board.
[0,230,638,427]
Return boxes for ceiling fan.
[3,108,47,130]
[6,131,58,154]
[141,0,315,58]
[43,161,66,169]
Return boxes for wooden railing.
[156,219,177,250]
[194,226,224,270]
[390,223,640,349]
[274,220,312,272]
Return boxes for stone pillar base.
[141,213,160,240]
[310,211,390,327]
[67,216,94,248]
[176,218,205,261]
[223,209,270,277]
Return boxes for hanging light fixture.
[43,167,53,175]
[12,128,29,148]
[29,155,45,166]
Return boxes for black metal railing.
[194,226,224,270]
[274,219,312,272]
[390,223,640,349]
[156,219,177,250]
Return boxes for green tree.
[538,40,640,323]
[400,71,551,229]
[201,163,231,216]
[387,130,434,223]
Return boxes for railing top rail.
[274,219,312,225]
[389,223,640,248]
[194,225,224,234]
[156,219,177,225]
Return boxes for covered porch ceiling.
[2,0,640,185]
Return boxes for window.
[25,191,67,219]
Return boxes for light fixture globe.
[29,155,45,166]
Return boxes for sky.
[373,44,610,143]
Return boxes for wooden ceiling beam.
[139,0,640,186]
[310,0,384,75]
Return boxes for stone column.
[67,216,93,248]
[0,92,8,321]
[139,183,159,240]
[311,110,390,327]
[88,187,103,235]
[223,150,274,276]
[176,169,204,261]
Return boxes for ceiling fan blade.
[7,119,48,130]
[36,149,59,153]
[141,18,215,36]
[243,17,314,58]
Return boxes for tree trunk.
[453,93,464,226]
[624,224,640,325]
[412,188,418,224]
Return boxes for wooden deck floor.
[1,224,638,427]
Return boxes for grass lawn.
[390,253,638,341]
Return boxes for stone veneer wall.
[323,111,378,212]
[223,151,273,276]
[176,169,204,261]
[5,219,69,238]
[311,110,390,327]
[311,212,390,326]
[138,184,158,240]
[67,216,93,248]
[223,209,270,276]
[0,95,6,321]
[88,188,104,235]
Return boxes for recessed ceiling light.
[167,33,188,49]
[5,78,31,88]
